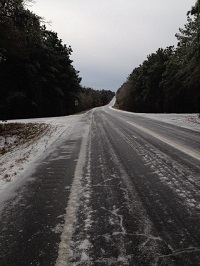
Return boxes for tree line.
[77,87,114,112]
[0,0,114,120]
[115,0,200,113]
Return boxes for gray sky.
[29,0,195,92]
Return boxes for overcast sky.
[29,0,195,92]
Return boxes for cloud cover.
[30,0,195,91]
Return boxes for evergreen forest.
[115,0,200,113]
[0,0,114,120]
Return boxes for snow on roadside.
[110,106,200,132]
[1,106,199,195]
[136,113,200,132]
[0,115,79,194]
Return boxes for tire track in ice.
[101,112,200,263]
[126,121,200,161]
[103,113,200,213]
[88,112,170,265]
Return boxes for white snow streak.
[55,124,90,266]
[127,121,200,161]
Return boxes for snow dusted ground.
[0,114,85,194]
[0,108,199,195]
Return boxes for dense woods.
[0,0,114,120]
[115,0,200,113]
[77,88,114,112]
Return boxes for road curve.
[0,105,200,266]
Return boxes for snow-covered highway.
[0,103,200,265]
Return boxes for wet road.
[1,105,200,265]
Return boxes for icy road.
[0,103,200,265]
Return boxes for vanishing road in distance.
[1,102,200,265]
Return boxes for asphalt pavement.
[0,106,200,265]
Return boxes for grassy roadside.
[0,123,50,155]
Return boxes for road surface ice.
[0,104,200,265]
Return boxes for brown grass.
[0,123,50,155]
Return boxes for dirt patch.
[0,123,50,155]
